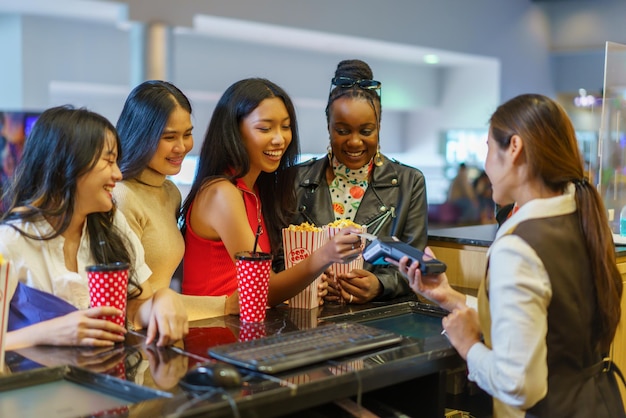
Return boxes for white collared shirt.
[465,184,576,409]
[0,210,151,310]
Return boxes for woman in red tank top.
[180,78,362,307]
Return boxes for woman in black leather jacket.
[290,59,428,303]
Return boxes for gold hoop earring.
[374,145,383,167]
[327,144,333,164]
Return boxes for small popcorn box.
[324,224,366,277]
[282,226,327,309]
[0,255,12,373]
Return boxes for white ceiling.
[0,0,126,22]
[0,0,493,68]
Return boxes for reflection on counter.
[0,365,171,418]
[1,296,462,418]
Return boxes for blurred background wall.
[0,0,623,206]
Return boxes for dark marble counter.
[2,296,461,418]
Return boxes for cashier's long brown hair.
[490,94,622,352]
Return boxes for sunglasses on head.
[330,77,382,97]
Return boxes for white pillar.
[0,15,23,109]
[129,21,172,85]
[146,22,170,81]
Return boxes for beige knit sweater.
[114,168,226,320]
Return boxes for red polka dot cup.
[235,251,272,323]
[86,262,129,328]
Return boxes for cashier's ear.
[508,134,524,163]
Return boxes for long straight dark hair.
[1,105,142,297]
[180,78,300,256]
[117,80,192,180]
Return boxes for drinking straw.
[252,225,262,254]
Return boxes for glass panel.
[597,41,626,234]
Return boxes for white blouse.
[465,185,577,410]
[0,210,151,310]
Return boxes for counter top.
[429,224,498,247]
[429,223,626,257]
[2,296,461,418]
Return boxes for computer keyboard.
[208,322,403,374]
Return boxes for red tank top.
[182,178,271,296]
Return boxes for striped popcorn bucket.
[282,228,327,309]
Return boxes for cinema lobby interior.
[1,1,626,417]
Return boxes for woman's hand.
[322,270,341,302]
[6,307,126,350]
[400,249,449,303]
[395,247,465,312]
[144,288,189,347]
[336,269,382,304]
[317,277,329,306]
[442,306,481,360]
[319,227,363,265]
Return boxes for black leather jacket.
[291,155,428,300]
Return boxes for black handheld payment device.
[362,237,447,275]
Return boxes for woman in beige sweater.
[114,80,237,319]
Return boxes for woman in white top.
[2,105,188,350]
